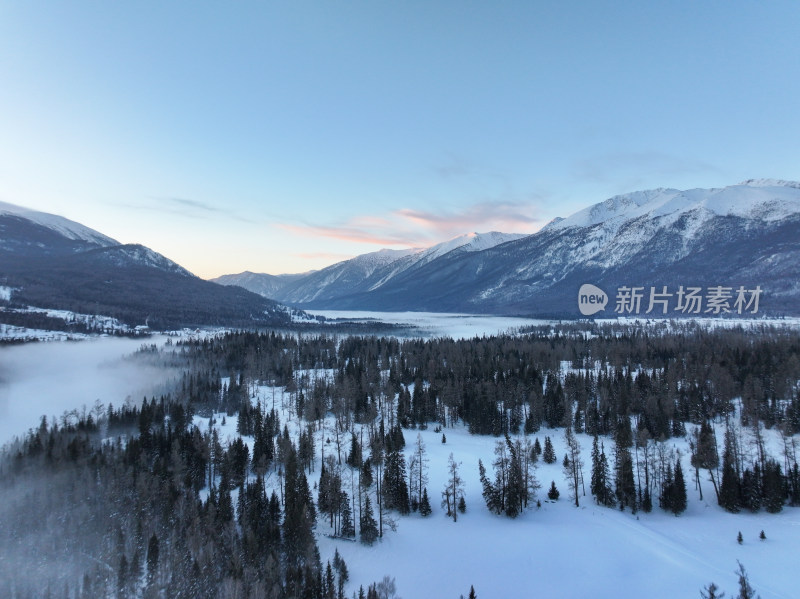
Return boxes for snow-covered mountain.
[219,181,800,316]
[0,201,294,329]
[214,232,525,304]
[0,201,119,256]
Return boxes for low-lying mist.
[0,336,180,448]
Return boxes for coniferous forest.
[1,322,799,598]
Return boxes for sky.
[1,1,799,279]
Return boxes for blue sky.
[1,2,798,278]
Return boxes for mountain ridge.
[0,201,296,329]
[215,181,800,317]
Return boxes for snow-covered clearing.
[323,423,798,599]
[195,376,800,599]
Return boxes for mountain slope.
[0,202,294,329]
[216,232,525,304]
[220,181,800,317]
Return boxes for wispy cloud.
[116,197,255,223]
[280,200,542,249]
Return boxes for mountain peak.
[547,181,800,232]
[0,200,118,247]
[737,178,800,189]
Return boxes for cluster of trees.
[712,422,799,514]
[478,434,538,517]
[176,326,800,519]
[0,396,361,599]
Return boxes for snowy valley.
[2,320,799,598]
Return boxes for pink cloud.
[278,200,542,249]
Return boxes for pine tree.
[543,436,556,464]
[468,585,477,599]
[719,430,741,513]
[692,421,720,502]
[346,432,362,469]
[382,448,410,514]
[419,487,432,516]
[671,458,687,515]
[615,450,636,510]
[740,466,762,512]
[660,463,674,512]
[594,441,614,507]
[762,460,784,513]
[340,492,355,538]
[283,446,316,567]
[479,459,501,513]
[548,481,560,500]
[359,495,379,545]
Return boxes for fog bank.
[0,336,178,448]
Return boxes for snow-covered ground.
[0,305,135,341]
[318,423,799,599]
[195,377,800,599]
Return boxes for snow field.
[198,378,800,599]
[319,424,799,599]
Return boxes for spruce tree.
[360,495,379,545]
[543,436,556,464]
[719,431,741,513]
[740,467,761,512]
[419,487,432,516]
[340,492,355,538]
[597,443,614,507]
[548,481,560,500]
[762,460,784,513]
[660,463,674,513]
[671,458,687,515]
[382,448,410,514]
[346,432,362,469]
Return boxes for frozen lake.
[308,310,554,339]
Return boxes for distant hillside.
[0,202,295,330]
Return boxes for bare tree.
[563,427,584,507]
[442,453,465,521]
